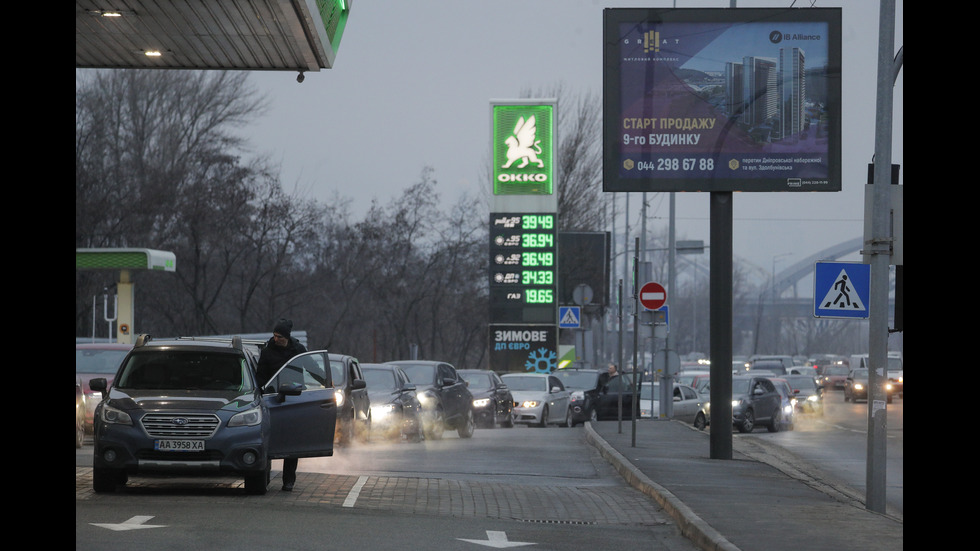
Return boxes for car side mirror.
[402,383,417,392]
[276,381,305,403]
[90,377,108,397]
[352,379,366,390]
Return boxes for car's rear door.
[263,351,337,458]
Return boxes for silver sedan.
[501,373,572,428]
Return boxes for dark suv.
[90,335,337,495]
[387,361,475,439]
[552,369,602,426]
[731,375,783,433]
[329,354,371,445]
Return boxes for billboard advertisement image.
[603,8,841,193]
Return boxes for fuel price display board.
[489,213,557,324]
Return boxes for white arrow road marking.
[91,515,167,531]
[458,530,535,548]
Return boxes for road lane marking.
[343,475,368,507]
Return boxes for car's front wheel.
[560,406,572,427]
[457,409,475,438]
[93,468,125,493]
[588,408,598,424]
[244,465,270,495]
[737,410,755,433]
[424,408,445,440]
[537,406,549,427]
[694,411,707,431]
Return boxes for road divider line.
[343,475,368,507]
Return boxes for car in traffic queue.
[783,374,824,415]
[360,363,424,442]
[328,354,371,445]
[769,378,797,431]
[593,372,643,421]
[501,372,572,427]
[76,383,87,448]
[843,368,894,403]
[749,360,788,376]
[675,371,711,395]
[552,368,603,426]
[817,365,850,391]
[387,360,475,440]
[90,335,337,495]
[457,369,514,428]
[640,383,708,430]
[76,342,134,433]
[731,375,784,433]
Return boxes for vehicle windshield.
[784,376,816,390]
[888,357,903,371]
[115,351,252,392]
[502,375,546,392]
[852,368,869,378]
[553,370,598,389]
[76,348,130,374]
[641,384,659,400]
[362,369,397,391]
[732,379,751,395]
[825,367,849,376]
[459,372,492,390]
[398,364,437,385]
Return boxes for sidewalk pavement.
[586,419,902,551]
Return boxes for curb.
[584,422,740,551]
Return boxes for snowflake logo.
[525,348,557,374]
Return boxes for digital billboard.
[489,213,558,324]
[603,8,841,193]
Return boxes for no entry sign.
[640,281,667,310]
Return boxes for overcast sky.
[243,0,903,294]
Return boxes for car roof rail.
[134,334,152,347]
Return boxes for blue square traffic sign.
[813,261,871,319]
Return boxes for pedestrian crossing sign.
[559,306,580,328]
[813,261,871,319]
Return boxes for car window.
[606,374,636,393]
[680,386,697,400]
[363,368,398,390]
[502,375,546,392]
[547,376,564,391]
[76,348,130,374]
[554,370,599,389]
[268,353,330,391]
[400,364,436,385]
[117,351,252,392]
[461,372,492,390]
[330,359,346,385]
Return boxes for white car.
[501,373,572,427]
[640,382,708,430]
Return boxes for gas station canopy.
[76,0,351,73]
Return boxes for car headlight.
[570,391,584,402]
[418,391,436,407]
[371,404,397,420]
[519,400,540,408]
[228,406,262,427]
[473,398,490,408]
[807,395,819,402]
[885,383,893,392]
[99,403,133,426]
[853,383,864,391]
[783,404,794,415]
[335,390,346,407]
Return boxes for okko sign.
[492,102,555,196]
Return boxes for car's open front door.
[263,350,337,459]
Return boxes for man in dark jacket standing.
[256,318,307,491]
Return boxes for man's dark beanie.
[274,319,293,338]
